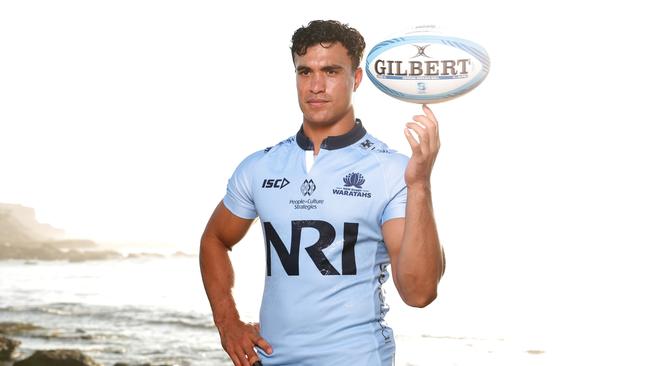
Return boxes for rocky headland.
[1,322,172,366]
[0,203,193,261]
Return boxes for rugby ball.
[365,25,490,104]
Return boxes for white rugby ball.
[365,25,490,104]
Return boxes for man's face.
[294,42,362,128]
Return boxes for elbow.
[200,233,232,252]
[397,272,442,308]
[404,290,438,308]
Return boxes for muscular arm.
[383,104,446,308]
[383,189,445,308]
[199,201,271,366]
[199,201,252,327]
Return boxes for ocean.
[0,255,550,366]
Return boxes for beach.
[0,255,549,366]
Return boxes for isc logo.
[262,178,290,189]
[264,220,359,276]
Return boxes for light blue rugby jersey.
[223,120,408,366]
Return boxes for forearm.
[199,236,241,328]
[396,184,445,306]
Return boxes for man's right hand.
[217,319,273,366]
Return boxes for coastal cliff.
[0,203,65,243]
[0,203,120,261]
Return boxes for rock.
[0,322,43,336]
[14,350,100,366]
[66,249,123,263]
[172,251,194,257]
[46,240,97,250]
[126,253,165,259]
[0,242,64,261]
[0,242,123,262]
[0,336,21,361]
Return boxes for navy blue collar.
[296,119,366,151]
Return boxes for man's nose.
[310,72,325,93]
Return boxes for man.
[200,20,445,366]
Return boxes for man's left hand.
[403,104,440,188]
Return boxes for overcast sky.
[1,0,649,363]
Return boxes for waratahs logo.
[343,173,365,189]
[333,172,371,198]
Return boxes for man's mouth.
[307,99,329,107]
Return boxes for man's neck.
[302,111,356,155]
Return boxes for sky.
[1,0,649,363]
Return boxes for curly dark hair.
[291,20,366,70]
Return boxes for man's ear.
[353,67,363,91]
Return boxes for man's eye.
[298,70,310,75]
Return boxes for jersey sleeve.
[381,153,409,225]
[222,151,261,220]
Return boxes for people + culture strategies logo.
[289,179,323,210]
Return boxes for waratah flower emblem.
[343,173,365,189]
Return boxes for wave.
[0,302,215,330]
